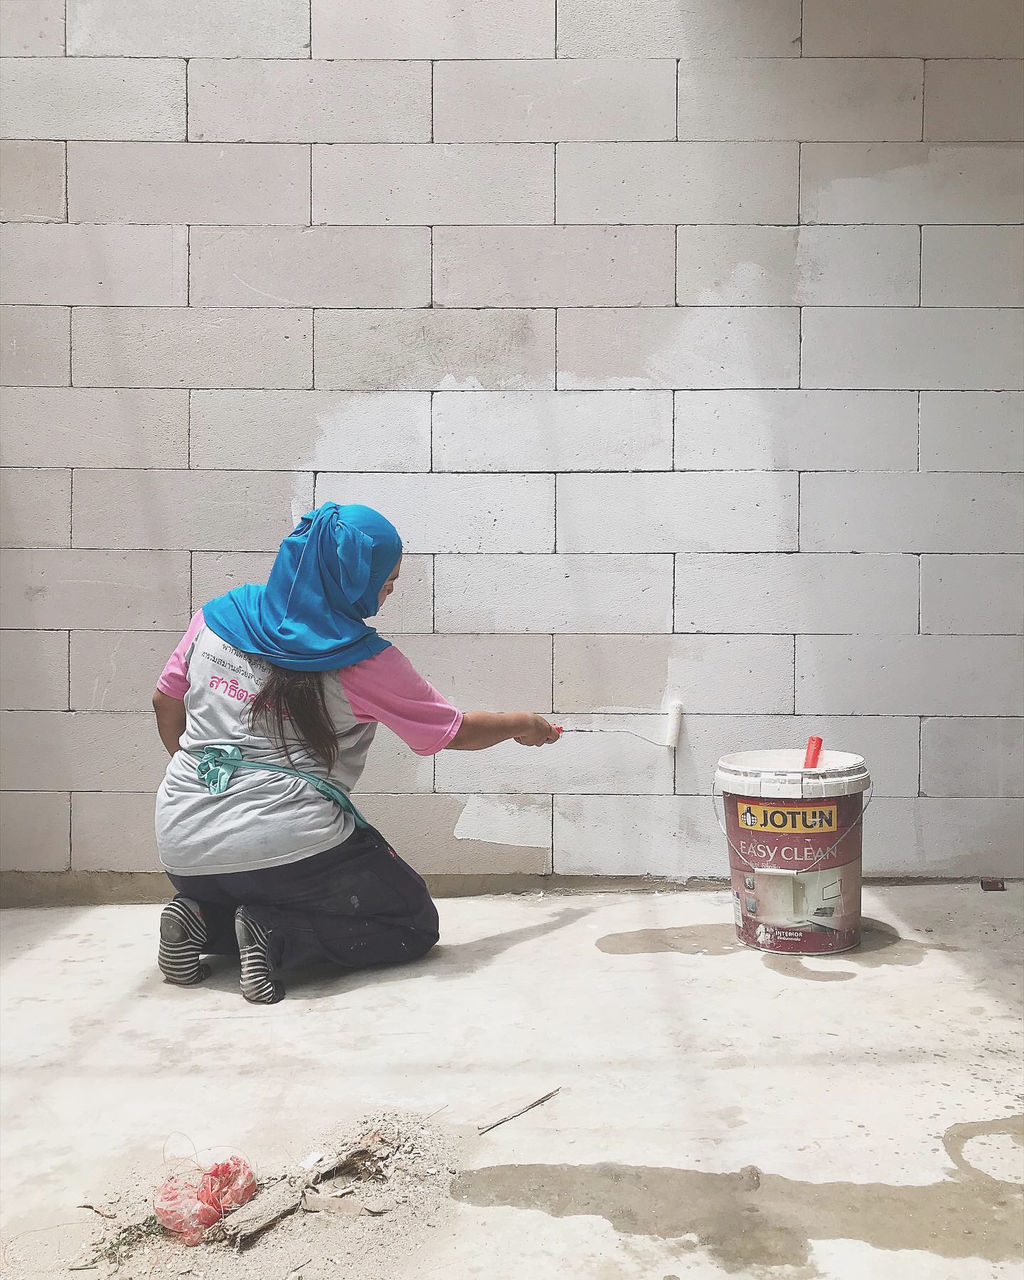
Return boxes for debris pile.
[69,1111,463,1279]
[208,1126,409,1249]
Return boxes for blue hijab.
[202,503,402,672]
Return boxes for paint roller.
[553,700,684,749]
[664,700,684,749]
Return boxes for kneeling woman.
[153,502,560,1004]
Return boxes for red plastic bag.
[154,1155,257,1246]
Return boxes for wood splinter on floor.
[77,1201,117,1219]
[208,1133,395,1249]
[477,1088,561,1136]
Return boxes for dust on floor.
[5,1111,463,1280]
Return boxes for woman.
[153,503,560,1004]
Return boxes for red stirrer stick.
[803,736,823,768]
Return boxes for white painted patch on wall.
[435,374,487,391]
[696,259,772,304]
[453,795,550,846]
[560,705,684,748]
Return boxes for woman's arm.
[153,611,203,755]
[446,710,560,751]
[152,690,187,756]
[339,650,561,756]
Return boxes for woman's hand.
[446,711,562,751]
[513,713,561,747]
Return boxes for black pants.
[167,824,439,974]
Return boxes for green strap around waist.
[186,745,369,829]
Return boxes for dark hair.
[249,667,339,772]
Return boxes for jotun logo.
[737,802,838,832]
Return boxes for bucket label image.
[716,750,871,956]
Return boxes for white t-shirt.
[155,612,462,876]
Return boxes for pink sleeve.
[339,646,463,757]
[156,610,205,700]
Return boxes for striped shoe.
[158,897,211,986]
[234,907,285,1005]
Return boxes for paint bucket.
[714,750,871,955]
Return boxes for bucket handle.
[712,781,873,875]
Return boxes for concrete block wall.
[1,0,1022,888]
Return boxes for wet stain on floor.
[598,922,745,957]
[596,919,959,981]
[452,1117,1023,1276]
[943,1116,1024,1180]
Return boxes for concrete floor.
[1,884,1022,1279]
